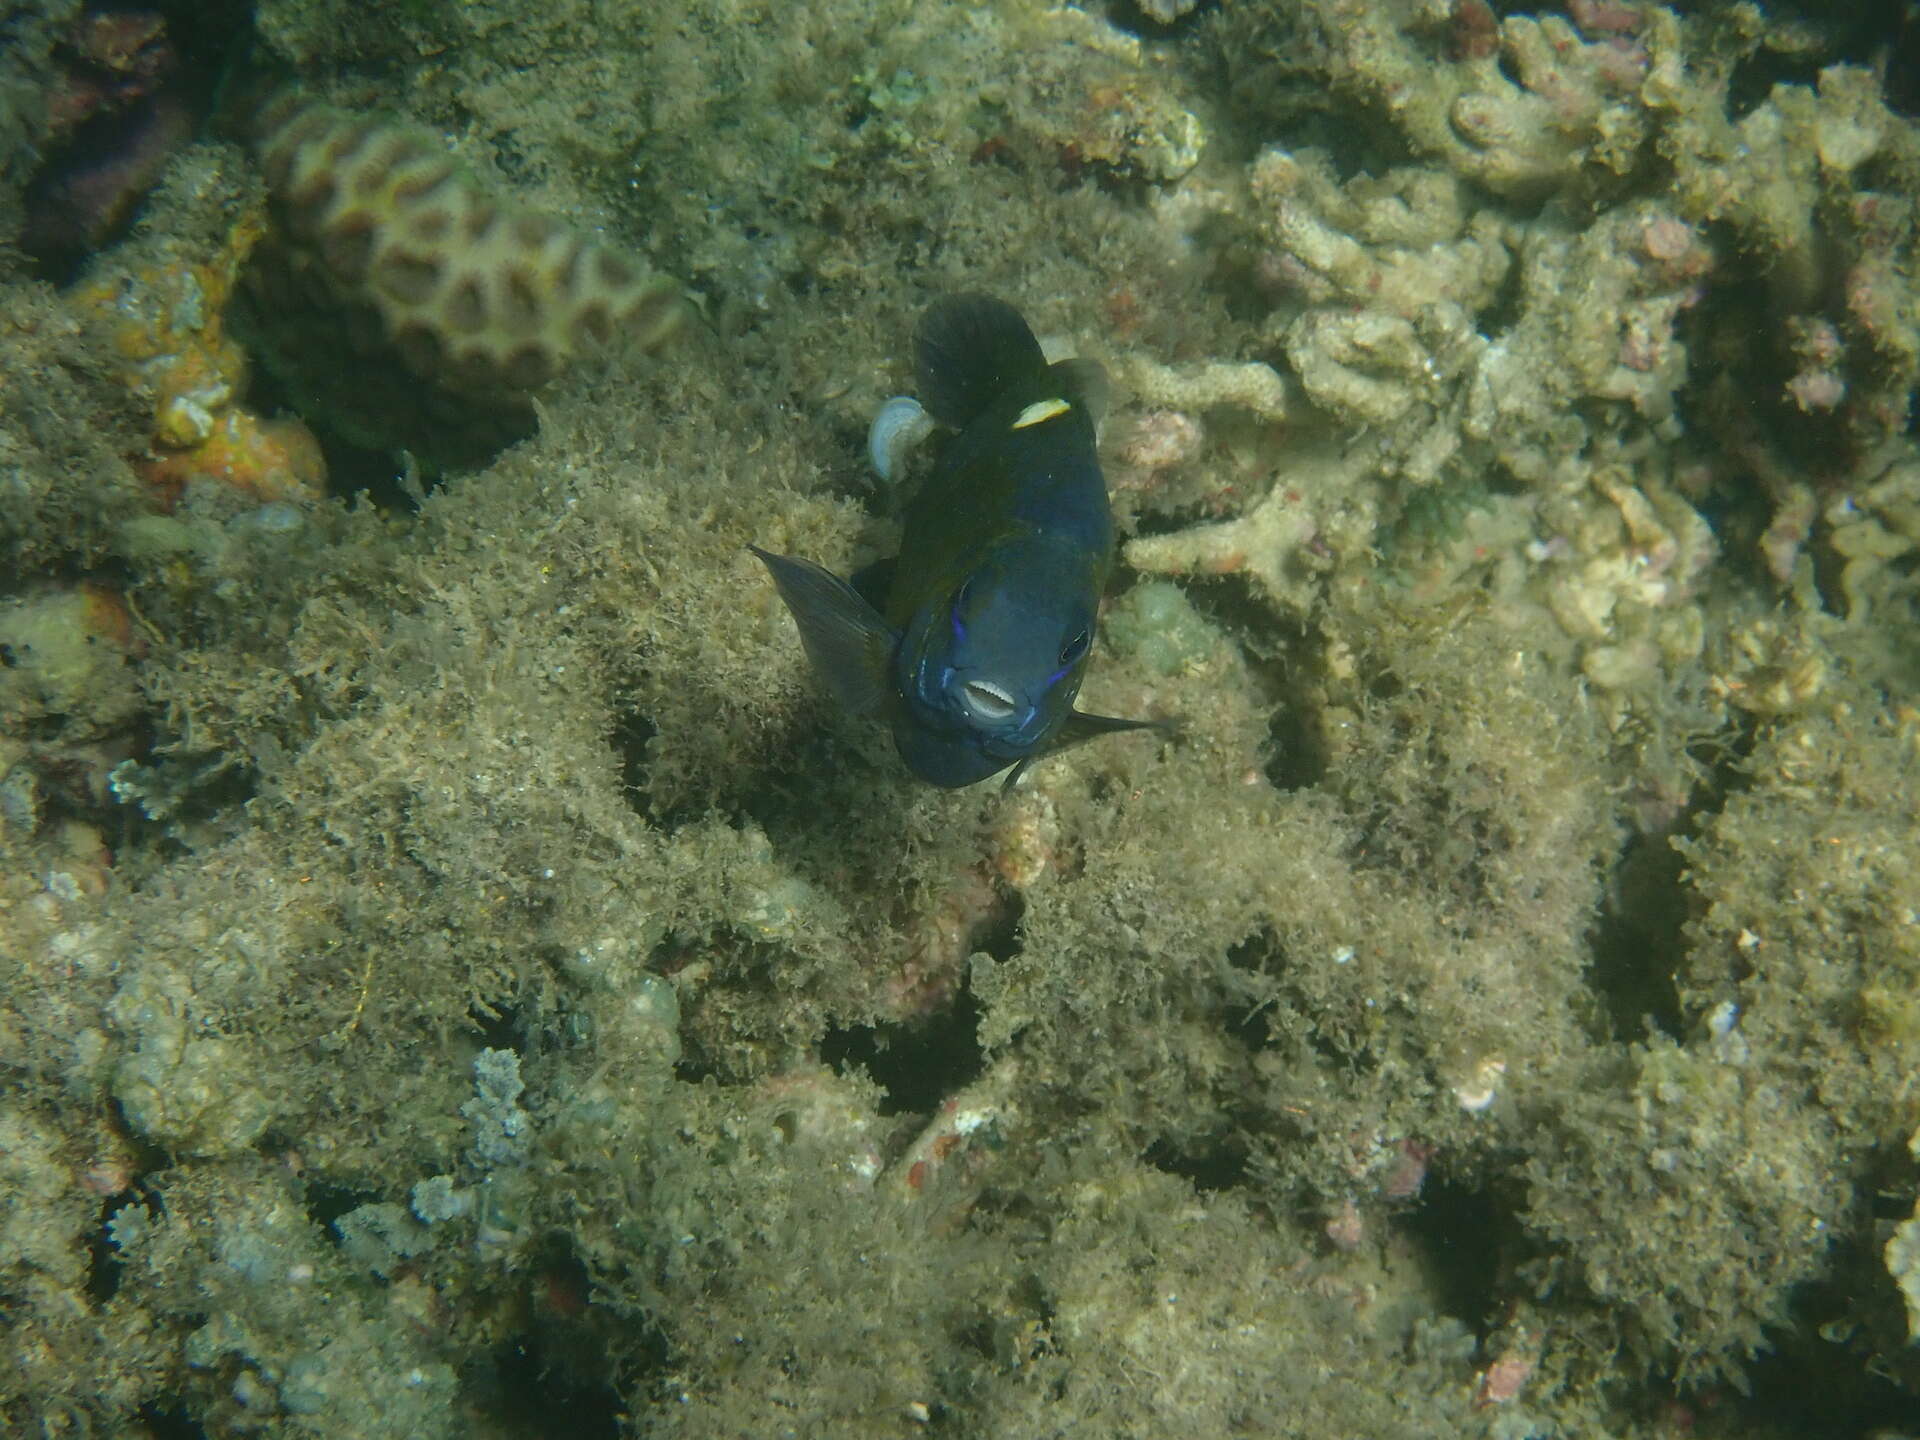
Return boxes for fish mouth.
[961,678,1019,722]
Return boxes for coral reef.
[5,0,1920,1436]
[238,88,683,468]
[0,584,145,745]
[19,6,192,269]
[66,161,329,512]
[253,91,683,396]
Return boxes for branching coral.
[1271,0,1656,196]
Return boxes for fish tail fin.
[915,295,1049,427]
[1047,356,1110,425]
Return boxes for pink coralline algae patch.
[1474,1352,1536,1407]
[1566,0,1644,34]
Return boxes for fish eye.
[1058,629,1090,665]
[961,679,1018,722]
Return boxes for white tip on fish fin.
[869,396,933,481]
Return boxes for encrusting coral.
[65,180,328,512]
[251,90,683,397]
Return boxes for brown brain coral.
[251,91,681,399]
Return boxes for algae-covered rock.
[108,964,276,1156]
[1891,1148,1920,1344]
[10,0,1920,1434]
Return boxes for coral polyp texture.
[251,90,682,400]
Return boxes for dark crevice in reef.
[1222,932,1284,1052]
[238,358,447,510]
[482,1331,623,1440]
[1123,567,1324,792]
[1171,930,1303,1193]
[467,1002,525,1055]
[613,692,923,840]
[1144,1127,1250,1192]
[22,0,257,283]
[610,710,668,828]
[467,1241,643,1440]
[1264,692,1329,793]
[821,980,987,1118]
[1588,711,1762,1043]
[86,1189,143,1301]
[228,278,541,486]
[1399,1173,1512,1331]
[138,1405,208,1440]
[1103,0,1218,42]
[1722,5,1920,120]
[1589,829,1689,1043]
[1737,1316,1919,1440]
[303,1178,382,1238]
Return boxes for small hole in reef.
[1399,1174,1509,1327]
[1589,830,1688,1042]
[1265,699,1327,792]
[481,1326,624,1440]
[138,1405,208,1440]
[1103,0,1218,40]
[86,1190,144,1301]
[820,982,987,1117]
[468,1003,523,1053]
[304,1178,383,1236]
[1143,1131,1249,1191]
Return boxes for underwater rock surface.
[4,1,1920,1435]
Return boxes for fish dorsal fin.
[915,295,1049,428]
[749,547,896,716]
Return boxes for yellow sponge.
[253,91,681,396]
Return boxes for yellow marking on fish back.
[1011,397,1071,429]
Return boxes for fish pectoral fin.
[749,546,896,716]
[1001,709,1173,790]
[1049,708,1174,756]
[1071,708,1170,738]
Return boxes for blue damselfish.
[752,295,1159,788]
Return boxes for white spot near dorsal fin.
[1011,398,1070,430]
